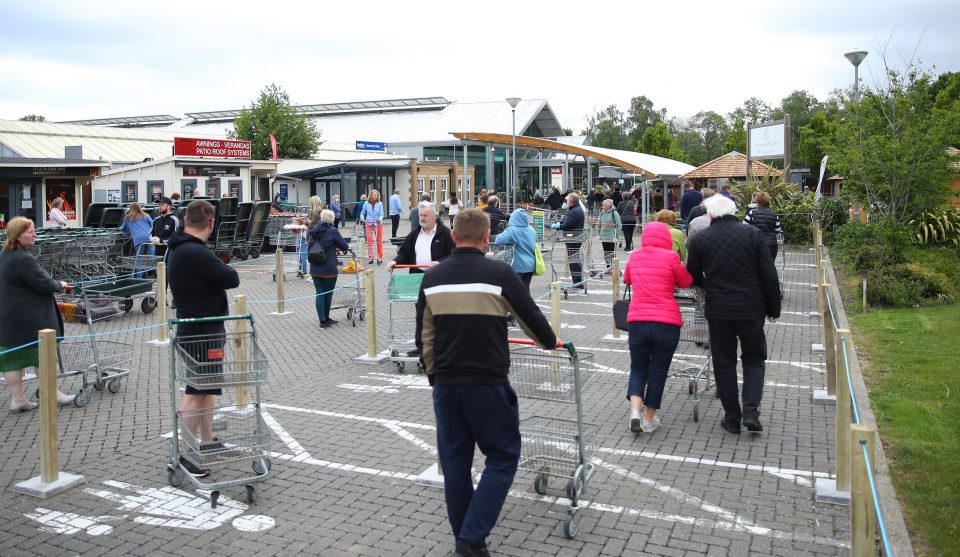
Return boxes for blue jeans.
[627,321,681,409]
[433,383,520,547]
[312,276,337,322]
[297,236,308,274]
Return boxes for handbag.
[307,237,327,265]
[613,285,631,331]
[533,245,546,276]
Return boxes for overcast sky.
[2,0,958,133]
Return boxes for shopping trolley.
[387,269,426,373]
[487,244,515,264]
[167,314,271,509]
[548,229,596,298]
[670,287,714,422]
[53,291,131,407]
[330,249,366,326]
[510,338,598,539]
[776,229,786,299]
[271,221,307,281]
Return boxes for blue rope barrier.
[244,278,362,305]
[861,440,893,556]
[0,340,40,356]
[824,285,839,330]
[840,336,862,424]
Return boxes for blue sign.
[279,183,288,200]
[356,141,387,152]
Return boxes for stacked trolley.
[53,290,131,407]
[386,269,425,373]
[509,338,598,539]
[167,315,271,508]
[669,287,714,422]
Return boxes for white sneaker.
[629,411,643,433]
[641,415,661,433]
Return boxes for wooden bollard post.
[835,328,852,492]
[157,261,168,343]
[275,248,285,314]
[611,258,621,339]
[364,269,378,358]
[850,425,877,557]
[38,329,59,483]
[823,284,836,396]
[233,294,249,410]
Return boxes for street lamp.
[506,97,521,210]
[844,50,868,101]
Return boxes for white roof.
[575,145,695,178]
[170,99,562,147]
[0,119,222,164]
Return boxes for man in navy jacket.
[551,192,585,288]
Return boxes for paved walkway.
[0,224,851,556]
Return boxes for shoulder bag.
[307,232,327,265]
[613,284,631,331]
[533,244,546,276]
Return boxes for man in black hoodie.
[416,209,556,557]
[167,200,240,477]
[686,194,780,435]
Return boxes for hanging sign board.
[747,121,786,160]
[355,141,386,152]
[174,137,251,159]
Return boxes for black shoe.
[179,456,211,478]
[454,540,491,557]
[720,418,741,434]
[320,321,331,329]
[322,319,338,326]
[742,416,763,432]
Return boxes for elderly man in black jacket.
[550,192,585,288]
[167,200,240,477]
[388,200,454,273]
[686,194,781,434]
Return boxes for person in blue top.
[359,189,384,264]
[389,189,403,238]
[494,207,537,290]
[308,209,349,328]
[550,192,585,288]
[330,195,343,228]
[119,203,154,276]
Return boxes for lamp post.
[506,97,521,210]
[844,50,868,102]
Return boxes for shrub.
[865,270,923,307]
[833,221,911,272]
[908,208,960,247]
[893,262,957,302]
[818,197,848,232]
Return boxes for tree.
[797,110,834,173]
[638,122,687,162]
[230,83,320,159]
[724,115,747,154]
[581,104,629,150]
[625,95,666,150]
[773,90,823,166]
[931,71,960,148]
[562,127,574,136]
[19,114,46,122]
[829,59,959,224]
[729,97,773,126]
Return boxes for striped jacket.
[415,248,557,385]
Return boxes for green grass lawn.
[850,304,960,556]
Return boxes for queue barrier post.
[815,327,853,504]
[850,424,878,557]
[270,248,293,316]
[233,294,249,410]
[355,269,387,364]
[147,261,170,346]
[13,329,85,498]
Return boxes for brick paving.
[0,222,853,556]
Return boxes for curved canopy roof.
[452,132,694,179]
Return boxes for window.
[440,177,448,202]
[417,177,425,195]
[181,179,197,200]
[147,180,164,203]
[429,178,437,200]
[121,180,138,203]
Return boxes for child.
[285,218,309,279]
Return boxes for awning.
[283,159,412,179]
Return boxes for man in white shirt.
[387,201,454,274]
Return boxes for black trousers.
[707,318,767,422]
[391,214,401,237]
[566,243,582,286]
[621,222,636,250]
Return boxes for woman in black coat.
[309,210,350,328]
[0,217,75,411]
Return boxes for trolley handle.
[168,314,254,325]
[508,337,574,354]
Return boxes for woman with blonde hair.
[306,195,324,228]
[48,197,68,228]
[654,209,686,262]
[359,189,384,264]
[119,203,154,260]
[0,217,76,410]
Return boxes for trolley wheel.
[533,473,548,495]
[346,308,354,321]
[107,378,122,394]
[167,466,184,487]
[416,362,424,374]
[122,299,134,313]
[563,290,568,300]
[688,379,694,396]
[396,362,405,373]
[250,248,261,259]
[272,272,276,282]
[93,380,105,391]
[74,388,90,407]
[142,296,157,314]
[563,512,580,539]
[245,484,257,504]
[218,252,231,264]
[210,490,219,509]
[252,458,272,475]
[359,310,366,321]
[235,248,249,261]
[693,404,700,422]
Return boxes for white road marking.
[24,509,120,536]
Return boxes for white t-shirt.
[415,226,437,266]
[443,201,460,216]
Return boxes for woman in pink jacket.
[622,221,693,434]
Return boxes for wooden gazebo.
[680,151,781,189]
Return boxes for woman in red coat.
[622,221,693,434]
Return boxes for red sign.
[174,137,251,159]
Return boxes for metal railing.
[816,226,894,556]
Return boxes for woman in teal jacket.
[597,199,622,270]
[494,208,537,289]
